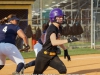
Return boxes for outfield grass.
[21,48,100,59]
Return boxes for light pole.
[40,0,43,29]
[91,0,94,49]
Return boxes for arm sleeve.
[48,27,57,36]
[16,26,21,32]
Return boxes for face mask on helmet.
[49,8,65,24]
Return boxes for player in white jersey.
[0,14,30,75]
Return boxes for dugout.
[0,0,36,50]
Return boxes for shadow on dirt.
[69,68,100,74]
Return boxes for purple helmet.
[49,8,64,22]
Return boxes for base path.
[0,54,100,75]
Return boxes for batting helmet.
[49,8,64,22]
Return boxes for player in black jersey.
[33,8,78,74]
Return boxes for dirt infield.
[1,54,100,75]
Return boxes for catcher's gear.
[35,27,41,41]
[76,22,83,35]
[62,23,72,36]
[64,49,71,61]
[71,22,83,35]
[67,36,79,43]
[62,21,83,36]
[25,25,33,38]
[20,44,30,52]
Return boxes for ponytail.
[0,14,16,25]
[0,17,8,25]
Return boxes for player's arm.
[57,33,71,61]
[59,44,66,50]
[57,33,67,50]
[50,33,68,46]
[17,29,28,46]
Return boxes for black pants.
[33,50,67,74]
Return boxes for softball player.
[21,23,49,72]
[21,22,62,74]
[33,8,78,74]
[0,14,29,75]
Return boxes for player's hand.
[23,44,30,52]
[67,36,79,43]
[64,49,71,61]
[66,55,71,61]
[24,44,30,49]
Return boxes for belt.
[44,51,56,56]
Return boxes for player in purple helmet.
[33,8,78,74]
[0,14,30,75]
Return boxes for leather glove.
[67,36,79,43]
[23,44,30,52]
[64,49,71,61]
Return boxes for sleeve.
[16,26,21,32]
[48,27,57,36]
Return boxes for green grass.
[68,48,100,56]
[21,51,35,59]
[58,48,100,57]
[6,48,100,60]
[20,48,100,59]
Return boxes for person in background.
[20,23,49,74]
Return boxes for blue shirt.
[0,24,20,45]
[38,30,46,45]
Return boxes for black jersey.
[43,24,59,52]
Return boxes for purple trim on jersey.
[43,30,46,34]
[38,30,46,45]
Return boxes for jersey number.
[2,26,7,33]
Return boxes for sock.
[25,60,35,69]
[16,63,24,72]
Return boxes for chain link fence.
[1,8,100,50]
[94,12,100,49]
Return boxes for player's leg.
[22,42,42,70]
[0,43,6,70]
[0,54,6,70]
[49,56,67,74]
[34,42,42,56]
[20,43,42,74]
[3,43,25,74]
[24,60,35,69]
[33,51,49,74]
